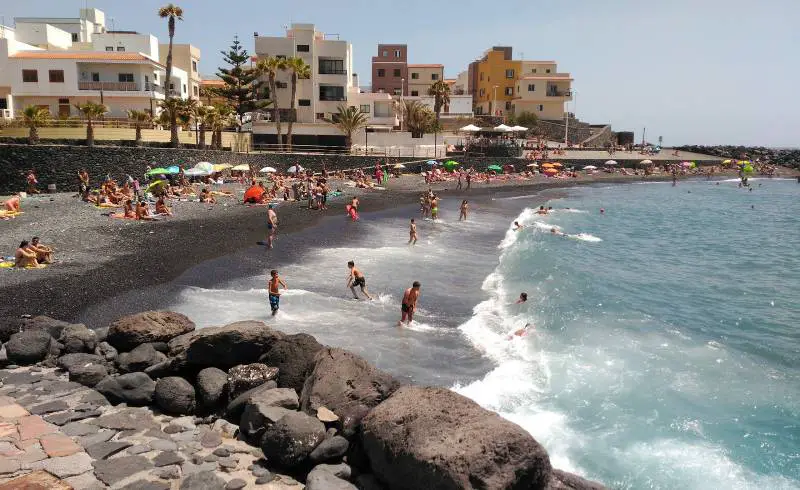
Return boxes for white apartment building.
[0,8,194,120]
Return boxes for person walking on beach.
[408,218,418,245]
[266,204,278,249]
[466,170,472,190]
[26,170,39,194]
[457,170,463,190]
[459,200,469,221]
[399,281,421,326]
[347,261,373,300]
[268,269,287,316]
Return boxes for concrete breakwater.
[0,312,605,489]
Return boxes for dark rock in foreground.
[362,385,552,490]
[116,343,167,373]
[154,376,196,415]
[548,469,608,490]
[195,366,228,409]
[107,311,195,351]
[178,321,284,368]
[5,330,53,365]
[259,333,324,393]
[261,410,326,468]
[95,372,156,406]
[227,363,279,399]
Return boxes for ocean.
[167,178,799,489]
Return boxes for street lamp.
[400,77,405,131]
[492,85,498,117]
[564,87,577,145]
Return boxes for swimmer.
[551,227,565,236]
[398,281,421,326]
[535,205,548,215]
[347,261,373,300]
[507,323,534,339]
[600,208,605,214]
[513,221,524,231]
[267,269,287,316]
[516,292,528,304]
[266,204,278,249]
[408,218,418,245]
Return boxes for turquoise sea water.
[169,178,799,489]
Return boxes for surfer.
[347,261,373,300]
[408,219,418,245]
[399,281,421,326]
[266,204,278,249]
[267,269,287,316]
[507,323,534,339]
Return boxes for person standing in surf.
[266,204,278,249]
[399,281,421,326]
[459,200,469,221]
[347,261,373,300]
[408,218,418,245]
[268,269,287,316]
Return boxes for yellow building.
[468,47,519,117]
[512,61,572,120]
[406,64,444,97]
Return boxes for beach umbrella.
[244,185,265,203]
[583,165,598,170]
[393,163,406,169]
[551,162,563,167]
[165,165,180,175]
[604,160,618,165]
[493,124,512,132]
[213,163,233,172]
[260,167,277,173]
[543,168,558,175]
[426,160,438,166]
[459,124,481,132]
[526,163,539,167]
[487,164,503,172]
[232,164,250,171]
[194,162,214,174]
[287,165,303,174]
[510,125,528,132]
[146,180,166,192]
[443,161,460,170]
[184,168,209,177]
[640,159,653,165]
[146,167,170,176]
[742,164,754,173]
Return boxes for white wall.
[92,33,158,59]
[13,23,72,49]
[404,95,473,116]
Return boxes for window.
[58,98,69,104]
[298,99,311,106]
[505,101,512,110]
[394,49,401,58]
[393,69,401,77]
[431,73,439,80]
[319,59,345,75]
[49,70,65,83]
[153,73,158,81]
[0,98,6,110]
[528,84,535,92]
[411,72,419,80]
[392,88,401,96]
[297,44,310,52]
[546,69,551,73]
[105,46,114,51]
[22,70,38,82]
[531,68,537,73]
[193,86,198,96]
[479,88,485,97]
[118,73,134,83]
[116,46,125,52]
[276,81,288,89]
[411,90,419,96]
[183,84,187,93]
[192,61,197,72]
[377,69,385,77]
[319,85,345,101]
[505,69,514,79]
[538,104,544,112]
[71,33,79,42]
[382,50,388,57]
[480,72,484,81]
[91,72,100,82]
[505,87,513,96]
[316,112,325,120]
[360,104,370,113]
[170,83,175,90]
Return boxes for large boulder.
[22,316,71,338]
[59,324,98,354]
[309,436,350,464]
[107,311,195,351]
[547,470,607,490]
[224,381,278,422]
[261,411,326,468]
[305,465,358,490]
[95,372,156,406]
[196,367,228,409]
[57,352,105,371]
[239,388,300,443]
[154,376,196,415]
[361,386,552,490]
[227,363,279,400]
[57,353,108,387]
[5,330,54,365]
[259,333,324,393]
[170,321,283,368]
[0,317,25,342]
[116,343,167,373]
[300,348,401,435]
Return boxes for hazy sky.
[4,0,798,147]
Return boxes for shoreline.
[1,170,792,322]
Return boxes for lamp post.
[492,85,498,118]
[400,77,405,131]
[564,87,577,145]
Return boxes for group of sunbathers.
[12,237,53,268]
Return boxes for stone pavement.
[0,367,304,489]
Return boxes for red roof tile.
[10,51,164,67]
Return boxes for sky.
[3,0,798,147]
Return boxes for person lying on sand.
[112,200,136,219]
[199,188,216,204]
[15,240,43,268]
[4,194,21,213]
[26,237,53,264]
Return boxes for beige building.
[512,61,572,120]
[406,64,443,97]
[159,43,201,100]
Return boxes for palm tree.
[192,105,215,149]
[75,101,108,147]
[285,57,310,152]
[210,103,237,149]
[20,105,50,145]
[127,109,152,146]
[428,80,451,121]
[158,98,188,144]
[401,100,436,138]
[256,56,288,150]
[328,105,368,153]
[158,3,184,147]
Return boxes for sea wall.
[0,144,417,193]
[0,312,607,489]
[676,145,800,169]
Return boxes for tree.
[158,3,184,147]
[428,80,451,120]
[401,100,437,138]
[285,57,311,152]
[20,105,50,145]
[192,105,215,149]
[127,109,152,146]
[255,56,288,150]
[328,105,368,152]
[209,103,237,149]
[216,36,267,117]
[75,101,108,147]
[507,111,538,130]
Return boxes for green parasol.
[487,164,503,172]
[146,167,170,176]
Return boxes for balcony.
[546,91,568,97]
[318,69,347,75]
[319,95,346,102]
[78,81,139,91]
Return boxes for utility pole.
[642,127,647,148]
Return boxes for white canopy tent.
[459,124,481,132]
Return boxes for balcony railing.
[318,69,347,75]
[547,91,568,97]
[78,81,139,91]
[319,95,346,101]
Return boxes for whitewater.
[167,179,799,489]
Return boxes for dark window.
[505,101,512,110]
[116,46,125,52]
[118,73,134,83]
[382,50,388,57]
[393,88,401,96]
[193,86,198,96]
[531,68,537,73]
[528,84,535,92]
[319,85,345,101]
[49,70,65,83]
[319,58,345,75]
[297,44,310,52]
[183,84,187,93]
[505,87,513,96]
[393,69,401,77]
[394,49,401,57]
[546,68,551,73]
[411,90,419,96]
[71,33,79,42]
[505,69,514,79]
[105,46,114,51]
[276,81,288,88]
[298,99,311,106]
[411,72,419,79]
[480,72,484,81]
[538,104,544,111]
[431,73,439,80]
[58,98,69,104]
[192,61,197,72]
[92,72,100,82]
[377,69,385,77]
[360,104,370,113]
[22,70,38,82]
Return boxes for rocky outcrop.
[116,343,167,373]
[301,348,401,435]
[176,321,283,368]
[154,376,196,415]
[261,410,326,468]
[259,333,324,393]
[5,330,54,365]
[227,363,279,399]
[107,311,195,351]
[361,386,552,490]
[548,469,607,490]
[676,145,800,169]
[95,372,156,406]
[22,316,71,338]
[58,324,97,354]
[196,367,228,409]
